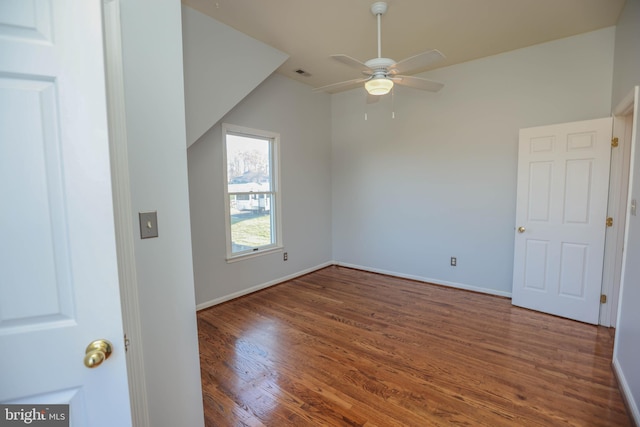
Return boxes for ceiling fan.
[313,1,445,97]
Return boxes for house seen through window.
[223,124,281,259]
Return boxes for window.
[223,124,282,260]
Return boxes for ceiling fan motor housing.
[364,57,395,73]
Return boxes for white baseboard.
[335,262,512,298]
[196,261,334,311]
[613,357,640,426]
[197,260,512,311]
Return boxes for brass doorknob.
[517,226,526,233]
[84,339,113,368]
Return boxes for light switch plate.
[632,199,637,216]
[139,211,158,239]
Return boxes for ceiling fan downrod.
[365,2,393,95]
[371,2,388,59]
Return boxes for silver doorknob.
[84,339,113,368]
[517,226,526,233]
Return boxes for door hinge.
[606,217,613,227]
[124,333,130,352]
[612,137,619,147]
[600,294,607,304]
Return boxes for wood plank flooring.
[197,266,631,426]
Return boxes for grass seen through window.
[231,212,271,248]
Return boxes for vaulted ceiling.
[182,0,625,92]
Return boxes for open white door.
[512,117,613,324]
[0,1,132,425]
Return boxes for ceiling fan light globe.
[365,77,393,95]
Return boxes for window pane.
[229,194,274,253]
[223,125,280,259]
[226,134,271,193]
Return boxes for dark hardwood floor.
[197,266,631,426]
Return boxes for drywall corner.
[182,5,289,147]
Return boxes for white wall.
[612,0,640,423]
[182,6,288,146]
[188,74,332,307]
[119,1,204,426]
[612,0,640,109]
[332,27,615,295]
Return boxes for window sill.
[225,246,283,263]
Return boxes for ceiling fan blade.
[392,75,444,92]
[312,77,369,93]
[331,54,372,72]
[389,49,445,75]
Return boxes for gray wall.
[331,27,615,295]
[612,0,640,109]
[612,0,640,422]
[182,6,288,146]
[119,0,204,425]
[188,74,333,307]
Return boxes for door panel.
[513,118,612,324]
[558,243,588,297]
[528,162,553,221]
[0,1,132,424]
[564,160,593,223]
[523,239,550,290]
[0,77,75,330]
[0,0,53,42]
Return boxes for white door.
[0,0,132,425]
[512,117,613,324]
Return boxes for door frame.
[600,89,637,326]
[103,0,149,425]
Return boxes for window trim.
[222,123,283,262]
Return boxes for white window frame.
[222,123,283,262]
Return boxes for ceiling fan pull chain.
[391,88,395,119]
[364,91,368,120]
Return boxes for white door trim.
[612,86,640,425]
[600,89,638,327]
[103,1,150,425]
[613,87,640,332]
[601,111,633,326]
